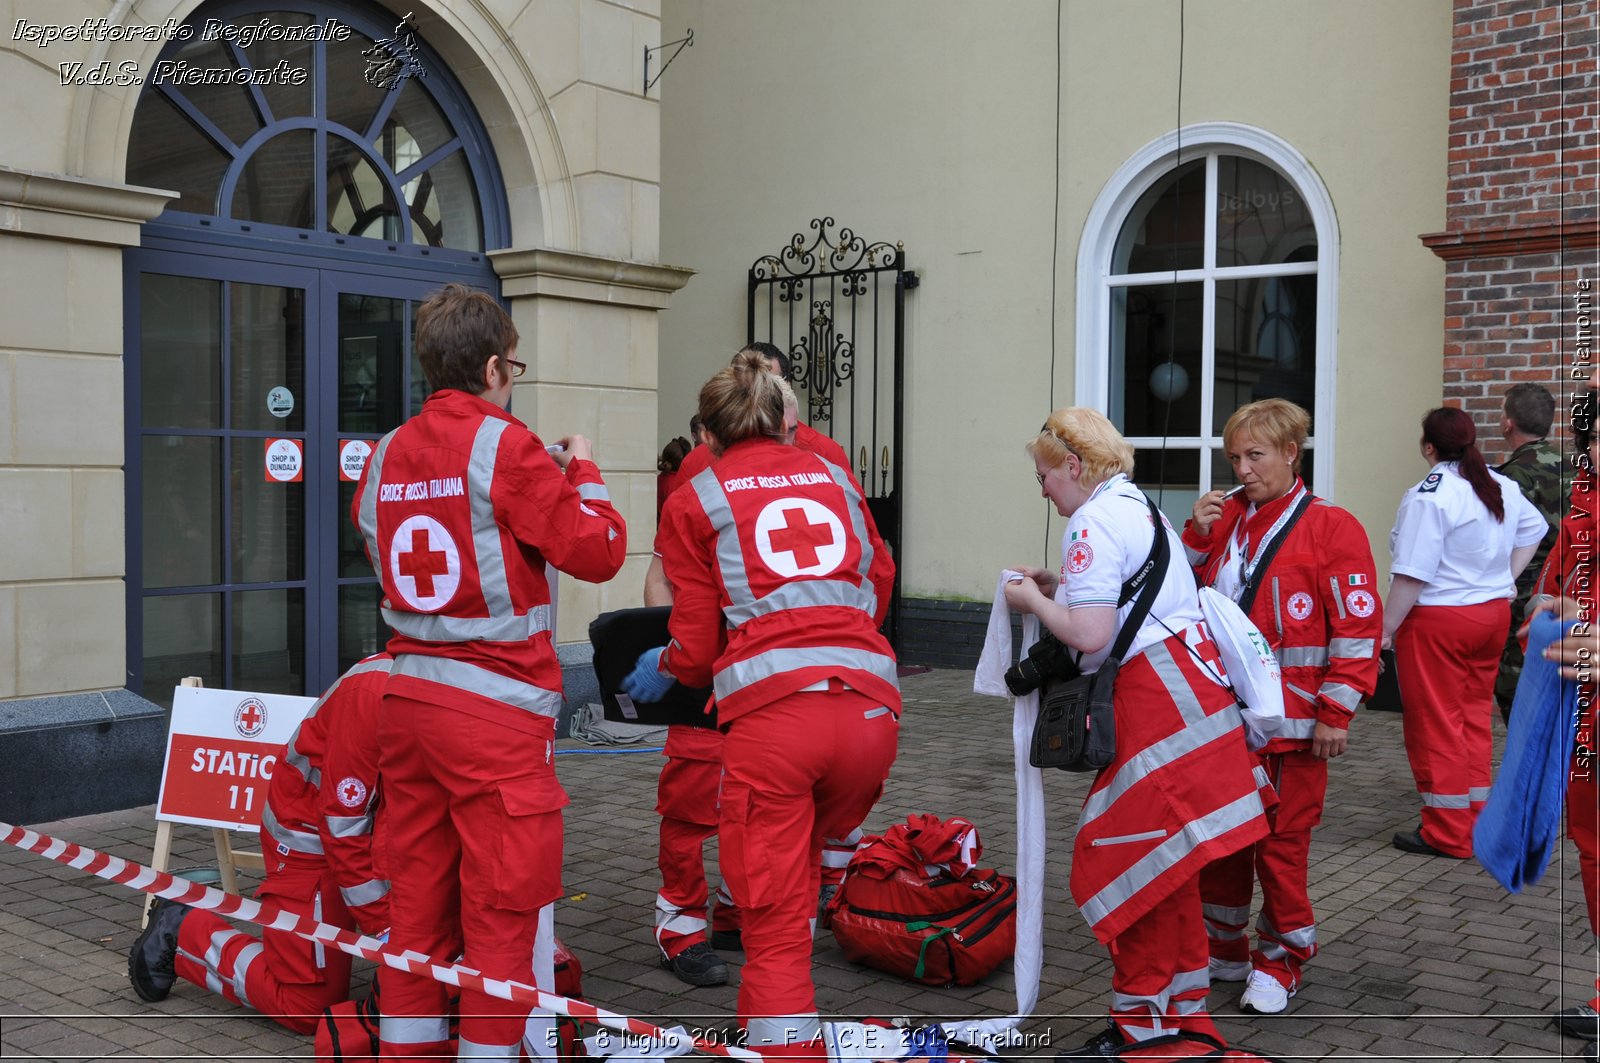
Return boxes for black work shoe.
[660,941,728,987]
[708,928,743,951]
[129,898,190,1001]
[1557,1004,1600,1039]
[1391,829,1465,858]
[1054,1021,1126,1061]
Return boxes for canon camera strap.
[1104,494,1172,665]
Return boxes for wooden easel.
[140,676,267,928]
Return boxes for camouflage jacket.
[1497,438,1574,602]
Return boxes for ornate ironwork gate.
[747,217,917,646]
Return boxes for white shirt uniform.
[1389,461,1546,606]
[1058,473,1210,675]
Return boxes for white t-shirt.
[1388,461,1547,606]
[1056,473,1206,674]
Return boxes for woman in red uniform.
[624,350,899,1057]
[1386,407,1546,859]
[1182,399,1381,1016]
[1003,407,1269,1059]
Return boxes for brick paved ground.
[1,668,1596,1061]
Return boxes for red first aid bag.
[825,815,1017,987]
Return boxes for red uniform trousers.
[378,693,564,1060]
[1570,763,1600,1011]
[1108,872,1217,1043]
[1199,750,1327,991]
[1396,601,1508,857]
[719,686,898,1050]
[656,725,739,959]
[173,852,356,1034]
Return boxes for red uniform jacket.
[794,424,854,483]
[1181,485,1382,750]
[261,654,393,936]
[1532,471,1596,605]
[657,437,897,723]
[352,389,627,731]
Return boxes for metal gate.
[747,217,917,647]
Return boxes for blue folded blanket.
[1473,612,1580,892]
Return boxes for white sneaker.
[1208,957,1251,983]
[1239,969,1293,1014]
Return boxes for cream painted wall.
[660,0,1450,600]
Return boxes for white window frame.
[1074,122,1340,496]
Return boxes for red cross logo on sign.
[233,697,268,738]
[389,515,461,610]
[755,498,847,577]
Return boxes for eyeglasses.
[503,356,527,379]
[1034,470,1048,486]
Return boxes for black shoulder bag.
[1029,494,1169,773]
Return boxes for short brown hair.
[415,283,519,394]
[1222,398,1311,474]
[698,349,786,450]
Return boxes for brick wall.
[1429,0,1599,462]
[897,597,1018,671]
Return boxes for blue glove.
[621,647,675,703]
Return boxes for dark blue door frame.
[124,243,494,699]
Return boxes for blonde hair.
[1222,398,1310,474]
[698,349,787,449]
[1027,407,1135,485]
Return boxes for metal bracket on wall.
[644,29,694,95]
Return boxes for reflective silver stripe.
[261,803,323,855]
[1183,542,1208,567]
[470,417,513,617]
[1330,637,1376,658]
[1319,682,1362,711]
[176,944,225,996]
[230,940,263,1008]
[1470,786,1491,803]
[1145,641,1208,727]
[722,579,876,626]
[282,656,393,789]
[1421,791,1471,809]
[1171,965,1209,996]
[383,604,552,643]
[1275,716,1318,739]
[575,481,610,502]
[1204,921,1248,941]
[1174,996,1207,1015]
[458,1037,521,1060]
[1081,709,1244,827]
[822,457,880,602]
[863,705,892,720]
[1252,765,1270,789]
[356,428,400,573]
[713,646,899,701]
[690,468,750,613]
[1202,902,1251,927]
[746,1016,822,1047]
[1260,941,1288,961]
[1082,792,1264,929]
[1270,577,1283,637]
[1259,915,1317,949]
[1278,646,1329,668]
[654,892,708,936]
[1112,989,1167,1014]
[325,814,372,839]
[1328,576,1347,620]
[312,888,325,970]
[382,1015,451,1044]
[393,654,563,718]
[203,927,235,981]
[341,878,390,908]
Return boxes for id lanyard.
[1229,483,1306,603]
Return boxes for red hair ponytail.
[1422,407,1505,522]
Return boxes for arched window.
[1076,124,1339,518]
[125,0,506,253]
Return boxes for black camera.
[1004,631,1082,696]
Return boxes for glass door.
[129,252,454,703]
[132,260,312,704]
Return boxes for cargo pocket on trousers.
[492,771,568,912]
[718,783,775,910]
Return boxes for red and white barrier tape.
[0,821,768,1063]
